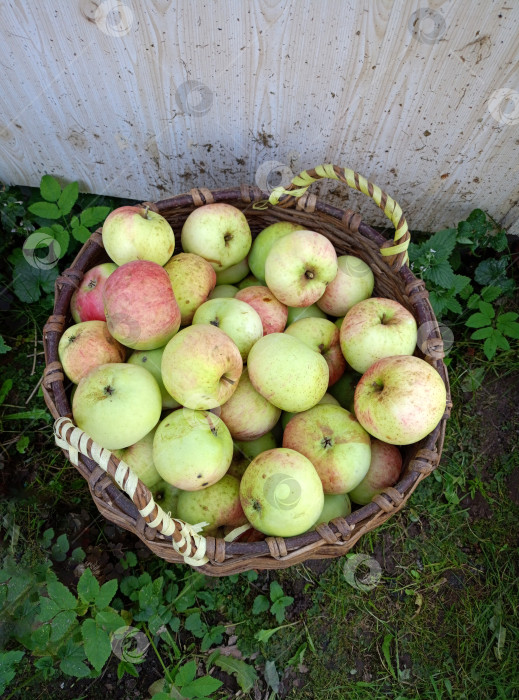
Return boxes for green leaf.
[176,659,197,686]
[47,579,77,610]
[381,633,396,679]
[28,201,62,219]
[180,676,223,698]
[264,659,280,692]
[255,627,281,644]
[59,654,91,678]
[82,619,112,671]
[269,580,284,602]
[38,597,61,622]
[9,250,58,303]
[0,336,11,354]
[40,175,62,202]
[424,228,458,261]
[41,528,54,549]
[466,313,491,329]
[252,595,270,615]
[0,379,13,404]
[117,660,138,679]
[95,578,118,610]
[426,260,456,288]
[3,409,52,423]
[51,533,70,562]
[481,286,503,303]
[475,258,510,288]
[50,610,77,642]
[78,567,100,604]
[208,651,258,692]
[16,435,30,453]
[497,315,519,339]
[57,181,79,216]
[185,612,206,638]
[200,625,225,652]
[271,596,294,624]
[48,225,70,259]
[80,206,111,228]
[452,274,471,294]
[72,224,92,243]
[71,547,86,563]
[483,334,499,360]
[478,301,495,318]
[471,327,493,340]
[495,334,510,351]
[96,609,126,634]
[442,295,462,315]
[0,650,25,695]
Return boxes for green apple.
[317,255,374,316]
[102,206,175,266]
[234,431,277,461]
[215,257,250,284]
[161,325,242,410]
[153,409,233,490]
[328,370,361,413]
[348,439,402,505]
[286,304,327,324]
[354,355,447,445]
[281,392,339,430]
[335,316,344,330]
[227,454,250,481]
[163,252,216,326]
[248,221,303,281]
[264,230,338,307]
[340,297,417,374]
[235,286,288,335]
[128,347,179,409]
[59,320,126,384]
[284,317,346,385]
[208,284,239,299]
[152,480,179,517]
[192,298,263,361]
[283,404,371,494]
[113,428,161,489]
[218,368,281,440]
[72,363,162,450]
[181,203,252,272]
[247,333,328,412]
[309,493,351,529]
[177,474,247,535]
[238,275,261,289]
[239,447,324,537]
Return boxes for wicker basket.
[42,165,452,576]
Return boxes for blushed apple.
[235,286,288,335]
[284,317,346,386]
[340,297,417,374]
[208,284,239,299]
[161,324,242,410]
[103,260,181,350]
[215,257,250,285]
[59,320,126,384]
[248,221,303,281]
[164,252,216,326]
[247,333,329,412]
[177,474,247,535]
[113,428,162,489]
[317,255,375,316]
[348,439,403,505]
[287,304,327,325]
[281,392,339,430]
[127,347,179,409]
[181,203,252,272]
[283,404,371,494]
[71,263,117,323]
[102,205,175,266]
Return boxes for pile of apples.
[59,203,447,540]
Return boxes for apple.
[286,303,327,325]
[161,324,242,410]
[215,257,250,285]
[340,297,417,374]
[153,408,233,490]
[248,221,303,281]
[328,370,361,413]
[354,355,447,445]
[102,205,175,266]
[264,230,338,307]
[113,428,161,489]
[335,317,344,330]
[103,260,181,350]
[152,481,179,517]
[58,320,126,384]
[284,317,346,386]
[348,439,403,505]
[192,298,263,361]
[181,203,252,272]
[281,392,339,430]
[163,252,216,326]
[317,255,374,316]
[233,431,277,461]
[247,333,329,412]
[283,404,371,494]
[238,275,261,289]
[72,363,162,450]
[227,454,250,481]
[177,474,247,535]
[235,286,288,335]
[309,493,351,529]
[71,263,117,322]
[218,368,281,440]
[127,347,179,409]
[239,448,324,537]
[208,284,239,299]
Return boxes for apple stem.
[142,205,150,220]
[222,376,235,386]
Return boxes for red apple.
[235,286,288,335]
[58,320,126,384]
[71,263,117,323]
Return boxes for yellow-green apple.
[239,448,324,536]
[152,481,179,517]
[287,303,327,325]
[234,431,277,461]
[71,263,117,322]
[113,428,161,489]
[340,297,417,374]
[317,255,374,316]
[192,298,263,361]
[354,355,447,445]
[247,333,328,412]
[127,347,179,409]
[177,474,247,535]
[281,392,339,430]
[248,221,303,281]
[208,284,238,299]
[335,317,344,330]
[235,286,288,335]
[163,252,216,326]
[181,203,251,272]
[215,257,250,285]
[264,230,338,307]
[238,275,261,289]
[328,370,361,413]
[102,206,175,266]
[283,404,371,494]
[72,363,162,450]
[59,320,126,384]
[348,439,402,505]
[310,493,351,529]
[227,454,250,481]
[153,409,233,490]
[161,325,242,410]
[284,317,346,386]
[218,368,281,440]
[103,260,181,350]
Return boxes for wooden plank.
[0,0,518,234]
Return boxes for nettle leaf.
[441,294,462,315]
[424,228,457,261]
[95,578,118,610]
[28,201,62,219]
[9,251,58,303]
[78,567,100,604]
[252,595,270,615]
[453,274,471,294]
[80,206,111,228]
[57,181,79,216]
[40,175,61,202]
[82,619,112,671]
[426,260,456,288]
[475,258,510,288]
[466,313,491,329]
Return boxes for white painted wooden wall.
[1,0,518,234]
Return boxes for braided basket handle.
[268,164,411,269]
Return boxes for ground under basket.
[43,165,452,577]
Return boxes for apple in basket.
[348,439,403,505]
[308,493,352,531]
[248,221,304,281]
[163,252,216,326]
[208,284,239,299]
[286,303,327,325]
[284,317,346,386]
[317,254,375,316]
[127,346,180,410]
[177,474,247,536]
[102,206,175,266]
[215,257,250,285]
[235,286,288,335]
[59,320,126,384]
[113,428,162,489]
[71,262,117,323]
